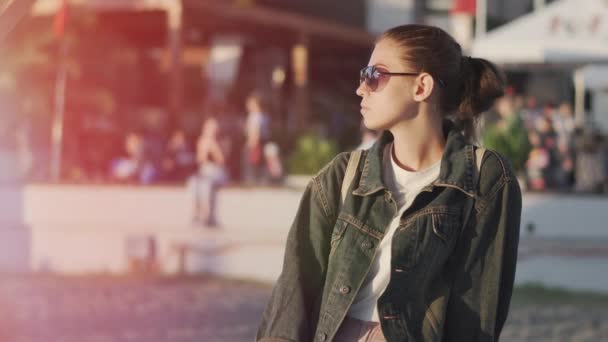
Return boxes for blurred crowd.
[5,87,608,196]
[483,93,608,194]
[101,91,284,227]
[53,91,285,188]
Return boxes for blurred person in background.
[161,130,195,182]
[540,105,561,189]
[511,94,525,114]
[242,91,271,185]
[110,132,155,184]
[262,141,284,185]
[526,130,550,191]
[527,115,559,190]
[573,124,607,193]
[521,95,542,131]
[257,24,521,342]
[553,102,576,189]
[189,117,228,228]
[140,127,164,184]
[553,102,575,144]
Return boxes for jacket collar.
[352,119,477,197]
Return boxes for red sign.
[451,0,476,15]
[53,0,68,38]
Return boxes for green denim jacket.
[256,120,522,342]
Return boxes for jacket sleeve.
[443,172,522,342]
[256,177,334,342]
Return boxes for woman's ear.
[412,72,435,102]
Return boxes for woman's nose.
[356,82,367,97]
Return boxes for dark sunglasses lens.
[359,68,366,84]
[360,67,378,91]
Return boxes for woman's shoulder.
[307,150,366,209]
[477,148,519,196]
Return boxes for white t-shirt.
[347,143,441,322]
[245,111,269,141]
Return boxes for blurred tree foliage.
[482,114,531,174]
[0,8,142,180]
[287,133,338,175]
[0,8,140,122]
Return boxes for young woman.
[190,117,228,228]
[257,24,521,342]
[243,91,272,185]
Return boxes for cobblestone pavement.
[0,275,269,342]
[0,275,607,342]
[500,304,608,342]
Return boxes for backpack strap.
[474,147,486,190]
[340,149,363,206]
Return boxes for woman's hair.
[380,24,506,140]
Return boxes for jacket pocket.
[424,210,462,269]
[394,208,461,271]
[431,212,459,245]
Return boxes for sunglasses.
[359,65,419,92]
[359,65,447,92]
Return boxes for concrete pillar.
[0,146,30,273]
[476,0,487,38]
[167,1,183,126]
[291,33,310,131]
[574,68,586,127]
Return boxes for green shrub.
[287,134,339,175]
[483,114,531,174]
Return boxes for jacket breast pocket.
[394,209,461,271]
[424,210,462,265]
[430,212,460,246]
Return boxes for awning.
[30,0,376,47]
[182,0,375,47]
[472,0,608,64]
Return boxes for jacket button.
[318,332,327,341]
[340,285,351,294]
[362,241,374,249]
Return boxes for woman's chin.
[362,110,391,131]
[362,116,381,131]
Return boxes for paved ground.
[2,187,608,341]
[0,275,607,342]
[0,275,268,342]
[501,304,608,342]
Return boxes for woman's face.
[356,38,420,131]
[202,119,218,136]
[246,97,261,113]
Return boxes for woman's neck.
[389,114,445,172]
